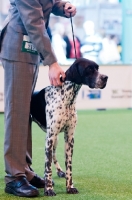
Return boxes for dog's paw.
[57,170,66,178]
[67,187,79,194]
[44,189,56,196]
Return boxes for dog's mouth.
[97,75,108,89]
[101,75,108,89]
[89,75,108,89]
[100,83,107,89]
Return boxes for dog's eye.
[87,67,94,74]
[84,67,96,77]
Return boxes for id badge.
[21,35,38,55]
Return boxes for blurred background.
[0,0,124,65]
[0,0,132,111]
[1,2,132,199]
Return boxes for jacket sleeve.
[15,0,68,65]
[52,0,67,16]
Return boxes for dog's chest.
[45,82,81,131]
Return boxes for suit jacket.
[0,0,67,65]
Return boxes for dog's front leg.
[64,128,79,194]
[53,136,66,178]
[44,131,56,196]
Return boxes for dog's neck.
[65,70,73,82]
[59,65,82,105]
[61,81,81,105]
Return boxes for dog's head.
[65,58,108,89]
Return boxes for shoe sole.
[5,186,39,197]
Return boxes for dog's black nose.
[101,75,108,82]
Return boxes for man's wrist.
[49,62,57,68]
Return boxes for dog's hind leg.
[64,128,79,194]
[53,136,66,178]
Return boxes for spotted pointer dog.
[30,58,108,196]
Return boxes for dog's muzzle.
[100,75,108,89]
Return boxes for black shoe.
[29,175,55,188]
[5,176,39,197]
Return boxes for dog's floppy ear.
[76,59,90,77]
[77,58,99,77]
[65,58,99,84]
[65,58,85,84]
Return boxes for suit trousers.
[2,59,39,183]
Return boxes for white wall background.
[0,64,132,112]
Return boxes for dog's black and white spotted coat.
[30,58,108,196]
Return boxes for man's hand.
[49,62,66,86]
[64,2,76,18]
